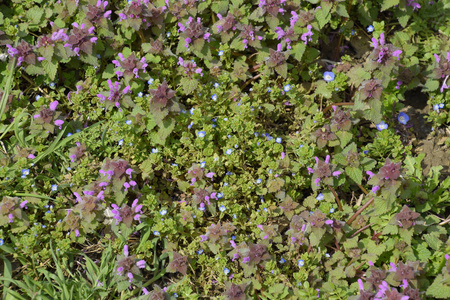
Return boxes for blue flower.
[226,149,233,155]
[152,148,159,153]
[223,267,230,275]
[284,84,291,92]
[323,71,335,82]
[126,120,132,125]
[198,131,206,138]
[21,169,30,178]
[363,150,369,155]
[153,231,160,236]
[376,121,388,131]
[219,205,226,212]
[118,139,124,146]
[35,95,41,101]
[160,209,167,216]
[148,78,154,85]
[217,192,223,199]
[49,82,55,88]
[276,137,282,143]
[196,249,204,255]
[211,94,217,101]
[166,32,171,37]
[367,25,374,32]
[298,259,305,267]
[51,185,58,192]
[200,161,206,168]
[279,258,286,264]
[256,179,262,184]
[218,50,224,56]
[138,92,143,98]
[67,133,72,137]
[234,144,238,148]
[434,103,444,112]
[325,253,330,258]
[398,112,409,125]
[267,88,271,93]
[330,208,335,213]
[316,193,324,201]
[214,82,219,88]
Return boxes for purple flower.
[178,57,203,77]
[117,245,146,283]
[111,199,143,227]
[96,79,131,110]
[301,25,313,45]
[112,52,147,81]
[370,33,402,67]
[64,23,97,56]
[6,40,44,66]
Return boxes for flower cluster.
[32,101,65,132]
[178,16,210,48]
[64,23,97,56]
[112,52,148,81]
[0,196,28,226]
[96,79,132,110]
[116,245,146,282]
[6,40,44,66]
[177,57,203,77]
[308,155,341,189]
[111,199,143,227]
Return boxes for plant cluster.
[0,0,449,299]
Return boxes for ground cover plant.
[0,0,450,299]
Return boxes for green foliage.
[0,0,449,299]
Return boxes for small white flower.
[126,120,132,125]
[148,78,154,85]
[138,92,143,98]
[214,82,219,88]
[316,193,324,201]
[160,209,167,216]
[51,185,58,191]
[152,148,158,153]
[298,259,305,267]
[284,84,291,92]
[276,137,282,143]
[211,94,217,101]
[219,205,226,212]
[226,149,233,155]
[218,50,224,56]
[118,139,124,146]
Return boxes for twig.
[439,218,450,226]
[322,102,354,115]
[357,184,369,195]
[346,197,375,225]
[350,222,375,238]
[329,185,343,211]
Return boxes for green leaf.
[314,80,332,99]
[102,64,115,79]
[345,166,362,185]
[336,4,350,17]
[42,59,58,80]
[423,233,443,251]
[180,77,198,95]
[291,42,306,62]
[415,242,432,261]
[427,274,450,299]
[423,79,440,92]
[381,0,399,12]
[26,6,43,24]
[336,131,353,149]
[315,5,332,29]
